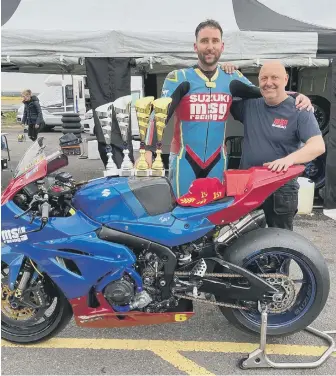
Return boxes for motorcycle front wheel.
[216,228,330,336]
[1,261,73,344]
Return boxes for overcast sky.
[2,0,335,93]
[1,72,53,93]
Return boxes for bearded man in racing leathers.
[137,19,312,198]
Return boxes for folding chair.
[225,136,244,169]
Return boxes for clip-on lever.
[14,195,41,219]
[19,221,46,236]
[15,195,50,235]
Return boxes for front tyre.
[1,262,73,344]
[217,228,330,336]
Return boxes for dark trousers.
[28,124,38,141]
[262,179,299,231]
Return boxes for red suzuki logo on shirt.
[178,94,232,122]
[272,118,288,129]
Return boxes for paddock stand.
[239,303,336,370]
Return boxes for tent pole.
[62,74,66,112]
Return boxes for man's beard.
[198,51,221,68]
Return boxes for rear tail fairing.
[208,166,305,225]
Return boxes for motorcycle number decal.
[1,227,28,244]
[174,314,188,322]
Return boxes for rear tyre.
[61,112,79,118]
[216,228,330,336]
[303,154,326,190]
[309,95,330,136]
[62,130,82,139]
[62,117,81,123]
[62,121,82,129]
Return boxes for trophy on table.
[150,97,172,177]
[95,102,119,177]
[134,96,155,177]
[113,95,133,176]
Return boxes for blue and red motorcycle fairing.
[1,138,330,343]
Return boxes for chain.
[144,270,286,279]
[173,293,250,310]
[143,270,288,311]
[174,271,286,278]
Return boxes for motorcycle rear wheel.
[216,228,330,336]
[1,262,73,344]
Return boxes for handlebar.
[14,194,41,219]
[14,193,51,234]
[41,202,50,223]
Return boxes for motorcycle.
[1,137,330,344]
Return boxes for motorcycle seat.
[128,177,176,216]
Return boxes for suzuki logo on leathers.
[179,94,232,122]
[1,227,28,244]
[189,94,231,103]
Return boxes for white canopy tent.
[2,0,336,212]
[2,0,336,74]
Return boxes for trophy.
[104,144,119,177]
[95,102,119,177]
[134,96,155,177]
[151,97,172,177]
[113,95,133,176]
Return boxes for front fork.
[13,259,34,298]
[2,255,48,314]
[6,257,41,298]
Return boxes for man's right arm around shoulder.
[137,69,189,167]
[221,64,260,123]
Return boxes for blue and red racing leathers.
[146,66,254,198]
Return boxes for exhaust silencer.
[216,209,266,245]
